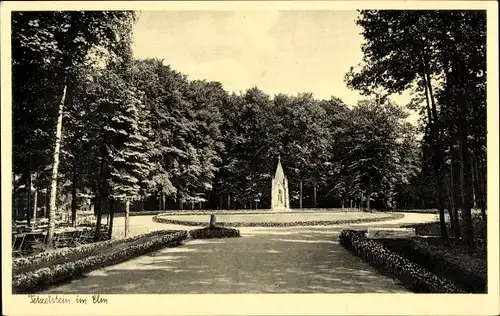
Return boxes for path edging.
[152,213,405,227]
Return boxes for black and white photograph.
[1,1,498,315]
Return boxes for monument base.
[271,206,290,212]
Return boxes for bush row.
[153,213,404,227]
[189,226,241,239]
[13,230,180,275]
[339,230,466,293]
[13,230,188,294]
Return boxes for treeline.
[345,10,487,244]
[12,10,486,246]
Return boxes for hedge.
[13,230,188,294]
[153,213,404,227]
[13,230,183,276]
[189,226,241,239]
[339,230,466,293]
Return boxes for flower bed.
[379,237,487,293]
[153,213,404,227]
[13,230,188,294]
[13,230,183,275]
[189,226,241,239]
[339,230,466,293]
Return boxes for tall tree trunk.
[124,200,130,238]
[449,146,461,238]
[157,190,161,210]
[71,164,77,227]
[452,55,474,246]
[313,185,317,208]
[45,188,49,218]
[227,194,231,210]
[26,168,32,226]
[445,175,456,238]
[94,199,103,242]
[299,181,303,209]
[108,199,115,239]
[18,190,25,221]
[366,189,371,211]
[478,148,487,224]
[94,155,106,242]
[420,54,447,239]
[471,158,477,209]
[47,83,67,248]
[459,138,474,246]
[473,150,486,224]
[33,185,38,224]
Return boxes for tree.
[108,86,153,237]
[12,11,137,247]
[334,98,417,210]
[345,10,486,244]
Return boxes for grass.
[404,213,487,238]
[161,212,390,223]
[379,236,486,293]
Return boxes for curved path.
[42,213,437,294]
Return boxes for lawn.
[162,212,390,224]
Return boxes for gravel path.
[41,212,437,294]
[42,227,407,294]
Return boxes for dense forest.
[12,10,486,246]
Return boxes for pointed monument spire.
[275,154,284,181]
[272,154,289,211]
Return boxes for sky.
[132,10,416,119]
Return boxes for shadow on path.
[42,230,407,294]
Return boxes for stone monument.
[271,156,290,211]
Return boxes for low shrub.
[189,226,241,239]
[12,230,188,294]
[153,213,404,227]
[339,230,466,293]
[13,230,181,275]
